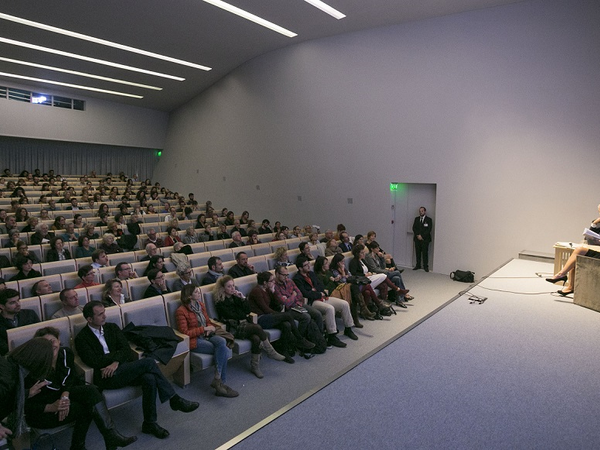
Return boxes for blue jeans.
[193,335,230,382]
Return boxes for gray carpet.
[231,259,600,449]
[32,268,464,450]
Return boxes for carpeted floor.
[232,259,600,449]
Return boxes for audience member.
[46,237,72,262]
[74,265,99,289]
[0,288,41,355]
[144,228,164,248]
[172,266,198,292]
[75,301,198,439]
[31,279,53,296]
[143,269,170,298]
[228,252,255,279]
[91,249,109,269]
[214,276,285,378]
[10,255,42,281]
[30,223,54,245]
[51,288,84,318]
[143,255,167,277]
[229,231,244,248]
[202,257,224,286]
[102,279,130,307]
[115,262,137,281]
[175,285,238,397]
[141,243,158,262]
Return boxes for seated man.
[51,288,84,318]
[61,222,80,242]
[272,265,323,338]
[144,228,164,248]
[0,215,17,235]
[202,256,224,286]
[227,252,255,279]
[293,256,357,347]
[228,231,244,248]
[115,262,138,281]
[320,229,334,243]
[0,288,41,355]
[140,243,159,262]
[231,219,247,237]
[31,279,53,296]
[74,301,198,439]
[338,231,353,253]
[298,242,315,261]
[257,219,272,235]
[10,255,42,281]
[172,266,198,292]
[91,249,109,270]
[143,269,170,298]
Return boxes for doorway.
[390,183,437,270]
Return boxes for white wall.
[156,0,600,276]
[0,81,168,149]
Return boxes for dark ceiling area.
[0,0,523,112]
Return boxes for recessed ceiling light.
[0,57,162,90]
[0,13,212,71]
[0,37,185,81]
[203,0,297,38]
[304,0,346,19]
[0,71,144,98]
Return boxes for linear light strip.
[0,13,212,71]
[0,37,185,81]
[304,0,346,19]
[202,0,297,38]
[0,71,143,98]
[0,57,162,90]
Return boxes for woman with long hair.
[8,330,136,449]
[348,245,391,318]
[143,255,167,277]
[214,276,285,378]
[329,253,375,321]
[175,285,238,397]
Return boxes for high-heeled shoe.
[557,289,574,296]
[546,275,567,284]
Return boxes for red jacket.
[175,302,214,350]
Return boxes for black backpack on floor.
[304,320,327,354]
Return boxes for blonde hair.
[213,275,234,303]
[274,247,288,261]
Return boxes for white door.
[390,183,436,269]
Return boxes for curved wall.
[157,0,600,275]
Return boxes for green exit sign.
[390,183,399,191]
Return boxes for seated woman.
[175,284,238,397]
[308,232,319,246]
[224,211,235,226]
[75,235,96,258]
[546,204,600,296]
[73,214,85,229]
[99,233,123,254]
[324,238,342,257]
[365,241,411,305]
[246,230,260,246]
[14,328,136,450]
[15,241,41,264]
[4,229,21,248]
[349,244,393,316]
[330,253,375,321]
[21,216,39,233]
[143,255,168,277]
[102,278,130,307]
[164,226,182,247]
[273,247,293,269]
[195,213,207,229]
[315,255,362,328]
[216,223,230,240]
[248,271,315,362]
[82,223,99,240]
[214,276,285,378]
[240,211,250,225]
[46,237,72,262]
[74,265,100,289]
[96,203,109,217]
[51,215,66,231]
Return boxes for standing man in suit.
[74,301,198,440]
[412,206,433,272]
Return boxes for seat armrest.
[73,354,93,384]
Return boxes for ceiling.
[0,0,524,112]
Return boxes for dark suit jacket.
[339,242,353,253]
[349,257,368,277]
[74,322,136,385]
[412,215,433,242]
[143,284,169,299]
